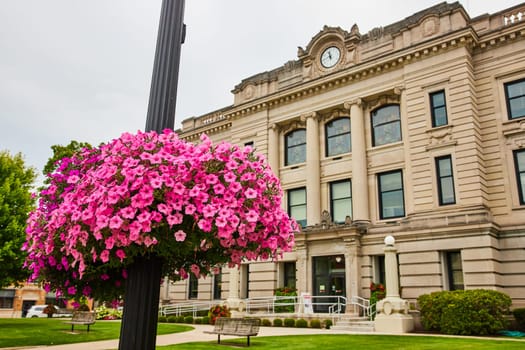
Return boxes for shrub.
[284,318,295,327]
[184,316,194,324]
[310,319,321,328]
[167,316,177,323]
[274,287,297,313]
[323,319,333,329]
[418,289,512,335]
[95,305,123,320]
[202,316,210,325]
[262,319,272,327]
[295,318,308,328]
[513,308,525,331]
[175,316,185,323]
[194,318,202,324]
[208,305,231,325]
[273,318,283,327]
[158,316,167,323]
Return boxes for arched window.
[325,117,351,157]
[285,129,306,166]
[371,104,401,146]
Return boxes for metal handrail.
[159,301,214,317]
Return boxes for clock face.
[321,46,341,68]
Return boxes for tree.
[42,141,92,183]
[24,130,296,301]
[0,151,36,288]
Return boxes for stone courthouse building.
[161,2,525,310]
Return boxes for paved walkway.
[14,324,334,350]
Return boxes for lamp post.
[118,1,185,349]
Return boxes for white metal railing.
[160,295,377,319]
[159,301,215,317]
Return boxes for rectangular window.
[445,251,464,291]
[241,264,250,299]
[378,170,405,219]
[330,180,352,223]
[283,262,296,289]
[505,78,525,120]
[285,129,306,165]
[213,268,222,300]
[514,149,525,205]
[288,187,307,227]
[430,90,448,127]
[244,141,254,148]
[326,118,351,156]
[188,274,198,299]
[371,105,402,146]
[0,289,15,309]
[436,155,456,205]
[373,256,386,285]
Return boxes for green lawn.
[159,334,525,350]
[0,318,192,348]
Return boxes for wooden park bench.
[204,317,261,346]
[64,311,96,332]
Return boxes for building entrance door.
[312,255,345,312]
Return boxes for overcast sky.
[0,0,522,184]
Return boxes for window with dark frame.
[330,180,352,223]
[213,268,222,300]
[446,251,464,291]
[326,117,351,157]
[436,155,456,205]
[514,149,525,205]
[285,129,306,166]
[378,170,405,219]
[0,289,15,309]
[371,104,402,146]
[288,187,307,227]
[374,256,386,285]
[188,274,198,299]
[430,90,448,127]
[504,78,525,120]
[283,262,296,289]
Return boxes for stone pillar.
[268,124,280,175]
[344,237,361,314]
[304,112,321,225]
[374,236,414,333]
[295,244,308,314]
[225,266,243,316]
[344,99,370,226]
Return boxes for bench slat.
[204,318,260,346]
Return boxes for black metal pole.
[119,1,185,349]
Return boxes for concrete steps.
[331,315,375,332]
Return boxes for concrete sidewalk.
[15,324,334,350]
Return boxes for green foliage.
[310,319,321,328]
[183,316,193,324]
[272,318,283,327]
[295,318,308,328]
[194,318,202,324]
[208,305,231,324]
[0,151,36,288]
[418,289,512,335]
[175,316,185,323]
[262,319,272,326]
[158,316,167,323]
[369,282,386,320]
[274,287,297,313]
[323,319,333,329]
[201,316,210,324]
[283,318,295,327]
[513,308,525,330]
[167,316,177,323]
[95,305,122,320]
[42,141,92,181]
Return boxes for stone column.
[225,266,243,316]
[374,236,414,333]
[344,99,370,226]
[268,124,280,175]
[344,237,361,314]
[304,112,321,226]
[295,244,308,314]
